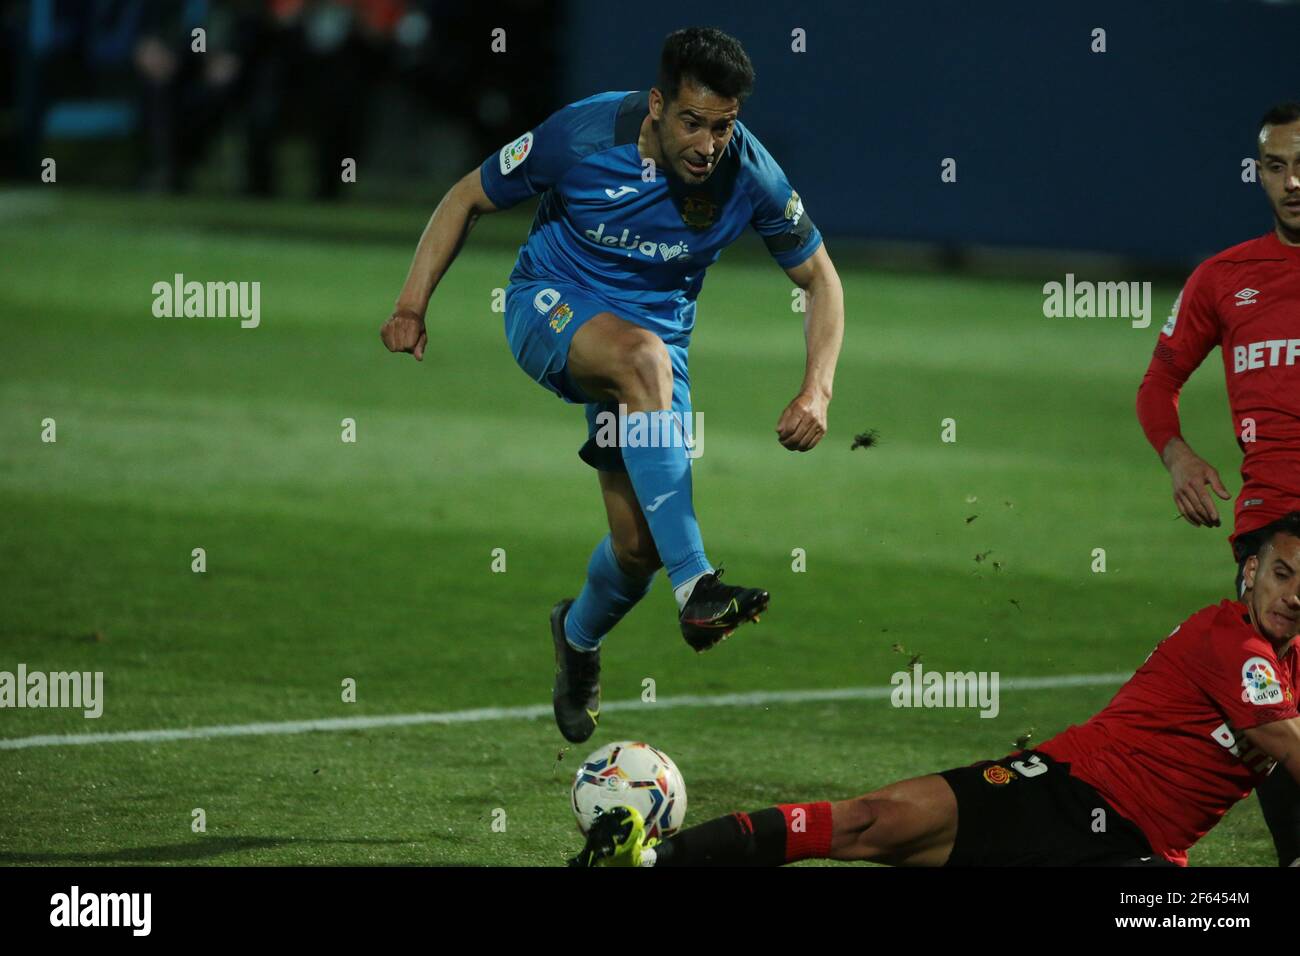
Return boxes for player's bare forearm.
[396,170,498,315]
[382,169,500,360]
[1245,719,1300,789]
[777,245,844,451]
[799,263,844,401]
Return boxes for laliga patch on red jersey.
[1161,289,1182,336]
[1241,656,1284,706]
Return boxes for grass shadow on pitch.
[0,836,415,865]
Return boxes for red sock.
[777,801,834,861]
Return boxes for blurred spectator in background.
[268,0,405,199]
[10,0,559,198]
[133,0,252,193]
[0,2,20,179]
[137,0,413,198]
[407,0,560,174]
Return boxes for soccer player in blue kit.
[380,28,845,743]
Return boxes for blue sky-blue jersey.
[478,90,821,347]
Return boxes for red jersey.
[1136,232,1300,546]
[1038,600,1299,865]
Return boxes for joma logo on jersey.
[1231,338,1300,373]
[584,222,690,262]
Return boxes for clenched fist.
[776,390,829,452]
[380,307,428,361]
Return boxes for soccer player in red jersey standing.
[1136,102,1300,585]
[1134,101,1300,866]
[571,514,1300,867]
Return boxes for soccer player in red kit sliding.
[1135,102,1300,867]
[571,513,1300,867]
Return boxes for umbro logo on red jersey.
[1234,288,1260,306]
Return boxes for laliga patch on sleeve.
[499,132,534,176]
[1160,289,1182,337]
[1241,656,1284,706]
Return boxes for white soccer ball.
[571,741,687,841]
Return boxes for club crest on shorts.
[982,764,1016,785]
[548,302,574,333]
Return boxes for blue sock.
[619,411,711,589]
[565,535,656,651]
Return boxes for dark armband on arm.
[761,210,817,256]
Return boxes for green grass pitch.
[0,189,1270,865]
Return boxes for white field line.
[0,672,1130,751]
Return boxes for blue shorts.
[503,278,692,473]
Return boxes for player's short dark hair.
[658,27,755,106]
[1253,512,1300,559]
[1259,102,1300,141]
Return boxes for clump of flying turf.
[850,429,880,450]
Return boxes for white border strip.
[0,672,1129,751]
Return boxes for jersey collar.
[1266,229,1300,263]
